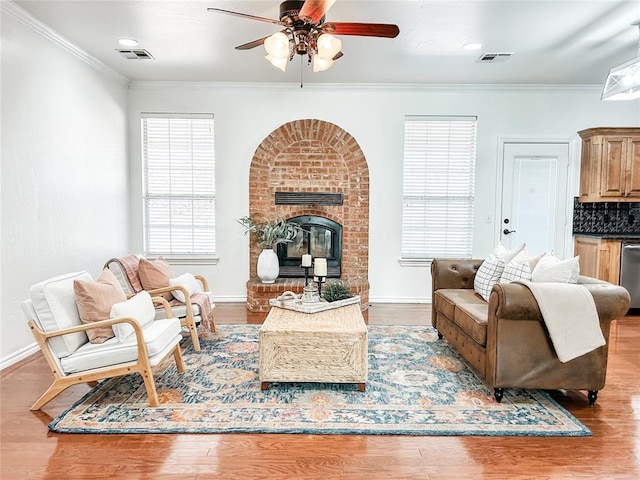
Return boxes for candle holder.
[301,265,312,286]
[314,275,327,299]
[301,283,320,303]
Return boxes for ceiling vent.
[476,52,513,63]
[117,49,154,60]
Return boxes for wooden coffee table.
[259,300,368,391]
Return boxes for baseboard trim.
[213,296,248,303]
[1,342,39,371]
[369,296,431,304]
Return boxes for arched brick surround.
[246,119,370,312]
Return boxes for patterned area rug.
[49,325,590,436]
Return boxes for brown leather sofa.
[431,258,630,404]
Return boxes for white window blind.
[141,113,216,257]
[401,116,477,260]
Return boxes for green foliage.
[237,216,302,249]
[322,282,353,303]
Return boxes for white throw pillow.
[169,273,202,303]
[500,259,533,283]
[531,254,580,283]
[493,242,526,263]
[110,291,156,342]
[474,254,506,301]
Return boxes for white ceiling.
[13,0,640,86]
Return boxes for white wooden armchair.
[21,271,185,411]
[104,255,216,353]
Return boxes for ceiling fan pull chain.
[300,55,304,88]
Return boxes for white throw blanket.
[518,281,605,363]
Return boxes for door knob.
[503,229,516,235]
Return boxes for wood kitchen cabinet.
[574,236,621,285]
[578,127,640,202]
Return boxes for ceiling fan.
[207,0,400,73]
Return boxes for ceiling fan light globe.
[265,54,288,72]
[313,56,334,72]
[264,31,290,58]
[316,34,341,59]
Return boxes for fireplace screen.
[277,216,342,277]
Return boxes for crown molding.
[128,80,603,93]
[2,0,130,88]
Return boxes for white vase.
[257,248,279,284]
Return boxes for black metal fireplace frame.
[276,215,342,278]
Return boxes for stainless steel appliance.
[620,242,640,310]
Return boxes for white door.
[500,142,570,258]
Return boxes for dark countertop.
[574,233,640,240]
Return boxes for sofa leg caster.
[494,388,504,403]
[588,390,598,405]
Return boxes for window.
[401,116,477,262]
[141,113,216,260]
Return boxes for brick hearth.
[247,119,370,312]
[246,278,370,313]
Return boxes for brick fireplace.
[246,119,370,312]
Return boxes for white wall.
[2,3,638,369]
[1,6,129,367]
[127,83,639,304]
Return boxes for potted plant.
[322,282,353,302]
[238,216,302,283]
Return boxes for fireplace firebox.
[276,215,342,278]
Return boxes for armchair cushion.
[59,318,181,374]
[73,269,126,344]
[169,273,202,302]
[110,291,156,342]
[138,257,173,300]
[30,271,92,358]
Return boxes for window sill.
[398,258,432,267]
[155,255,220,266]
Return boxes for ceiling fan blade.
[207,7,284,26]
[322,22,400,38]
[235,37,270,50]
[299,0,337,24]
[333,51,343,61]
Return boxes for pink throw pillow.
[138,256,174,300]
[73,269,126,344]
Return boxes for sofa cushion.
[454,303,488,346]
[434,289,485,320]
[59,318,181,374]
[30,271,92,358]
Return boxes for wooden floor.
[1,303,639,479]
